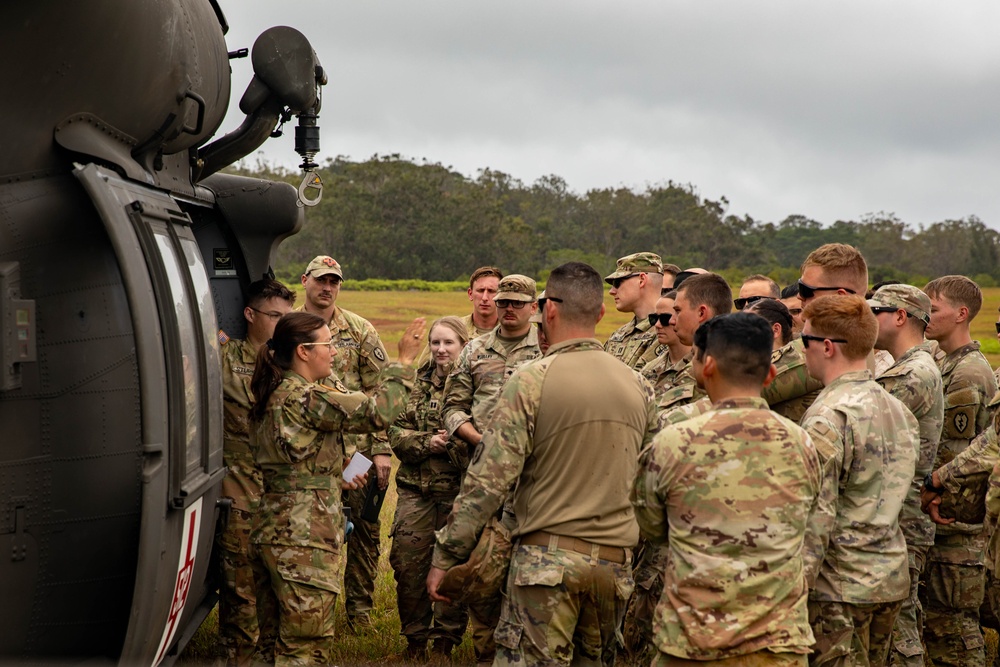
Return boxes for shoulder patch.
[373,347,385,362]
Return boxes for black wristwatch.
[923,472,945,494]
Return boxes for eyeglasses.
[249,307,284,320]
[800,333,849,348]
[495,299,531,310]
[734,295,767,310]
[647,313,673,327]
[609,274,639,290]
[994,322,1000,334]
[301,339,335,349]
[538,296,563,311]
[797,280,856,300]
[871,306,912,318]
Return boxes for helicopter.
[0,1,324,663]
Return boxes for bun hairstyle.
[249,312,327,421]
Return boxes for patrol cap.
[304,255,343,279]
[494,274,537,302]
[867,284,931,325]
[604,252,663,284]
[529,290,546,323]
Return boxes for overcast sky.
[218,1,1000,229]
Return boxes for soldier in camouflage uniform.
[799,296,918,667]
[414,266,503,368]
[298,255,391,629]
[429,262,657,667]
[780,282,805,335]
[633,312,820,665]
[734,273,781,310]
[249,312,422,667]
[919,275,997,666]
[866,285,944,667]
[640,292,691,395]
[442,273,541,665]
[218,279,295,666]
[388,317,471,661]
[603,252,664,371]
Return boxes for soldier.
[640,291,692,395]
[919,275,997,666]
[428,261,657,666]
[799,295,918,667]
[661,262,681,294]
[866,284,944,667]
[734,273,781,310]
[388,317,471,661]
[441,273,541,665]
[218,279,295,667]
[298,254,390,630]
[632,312,820,665]
[414,266,504,368]
[604,252,664,370]
[745,297,794,348]
[249,312,423,667]
[781,283,805,335]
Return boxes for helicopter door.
[73,164,223,666]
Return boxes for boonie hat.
[305,255,343,280]
[867,284,931,326]
[604,252,663,284]
[494,274,537,302]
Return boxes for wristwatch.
[923,472,945,494]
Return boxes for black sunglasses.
[538,296,563,311]
[871,306,912,318]
[801,333,849,348]
[797,280,856,300]
[609,274,639,289]
[647,313,673,327]
[734,295,767,310]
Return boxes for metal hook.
[297,170,323,207]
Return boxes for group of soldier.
[215,243,1000,667]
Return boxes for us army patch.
[954,411,969,434]
[332,380,349,393]
[373,347,385,362]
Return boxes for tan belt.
[519,530,627,564]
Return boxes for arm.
[307,363,415,434]
[800,414,844,587]
[442,345,476,440]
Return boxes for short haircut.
[802,295,877,360]
[742,274,781,298]
[246,279,295,309]
[693,313,774,386]
[661,289,678,300]
[801,243,869,295]
[676,273,733,318]
[545,262,604,326]
[746,298,793,345]
[469,266,504,289]
[924,275,983,320]
[662,263,681,278]
[780,283,799,299]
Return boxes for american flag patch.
[218,329,230,345]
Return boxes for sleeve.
[938,424,999,492]
[305,363,415,435]
[387,387,435,465]
[631,429,677,546]
[442,345,475,435]
[432,365,539,569]
[986,455,1000,522]
[800,414,844,587]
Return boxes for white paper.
[342,451,373,482]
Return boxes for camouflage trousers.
[218,530,278,666]
[252,543,342,667]
[493,539,634,667]
[623,539,669,664]
[388,487,467,648]
[652,651,807,667]
[920,532,986,667]
[887,545,928,667]
[343,481,382,619]
[808,598,903,667]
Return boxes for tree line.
[227,155,1000,287]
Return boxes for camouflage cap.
[604,252,663,284]
[494,274,537,302]
[867,284,931,325]
[304,255,343,279]
[529,290,546,324]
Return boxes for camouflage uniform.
[800,370,918,667]
[874,342,943,667]
[219,338,277,666]
[632,396,820,662]
[653,353,706,419]
[763,338,824,423]
[642,349,690,395]
[922,341,996,667]
[250,364,413,667]
[387,363,470,653]
[433,338,657,667]
[604,315,658,371]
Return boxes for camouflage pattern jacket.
[433,338,657,570]
[442,325,541,435]
[642,347,686,395]
[604,315,658,371]
[632,396,819,660]
[763,338,824,423]
[388,363,469,497]
[801,370,918,604]
[250,365,414,553]
[654,353,706,418]
[875,341,944,549]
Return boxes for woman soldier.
[389,316,472,661]
[249,311,424,666]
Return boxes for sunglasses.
[495,299,530,309]
[800,333,849,348]
[647,313,673,327]
[538,296,563,311]
[871,306,912,318]
[734,295,767,310]
[797,280,856,300]
[609,274,639,290]
[995,322,1000,334]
